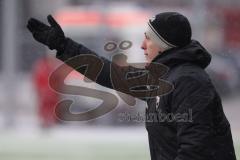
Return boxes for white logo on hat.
[150,16,156,22]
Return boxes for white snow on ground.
[0,76,239,160]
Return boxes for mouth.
[144,54,149,62]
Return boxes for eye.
[144,33,150,40]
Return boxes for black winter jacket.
[56,39,236,160]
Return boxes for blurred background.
[0,0,240,159]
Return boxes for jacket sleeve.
[56,38,113,89]
[55,38,152,100]
[172,76,215,160]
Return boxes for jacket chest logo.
[156,96,161,109]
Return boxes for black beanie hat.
[147,12,192,49]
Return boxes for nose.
[141,39,146,50]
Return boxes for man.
[27,12,236,160]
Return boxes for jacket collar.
[151,40,212,69]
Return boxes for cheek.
[148,44,155,55]
[148,45,160,59]
[153,47,160,54]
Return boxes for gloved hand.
[27,15,66,51]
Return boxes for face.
[141,32,163,63]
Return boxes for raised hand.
[27,15,66,51]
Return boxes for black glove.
[27,15,66,51]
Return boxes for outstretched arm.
[56,37,120,90]
[27,15,122,90]
[27,15,173,100]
